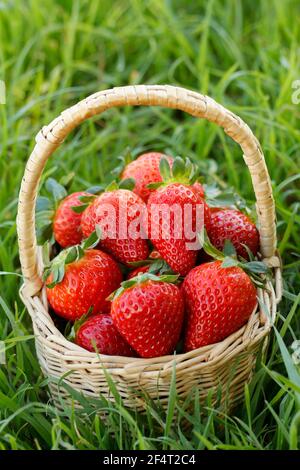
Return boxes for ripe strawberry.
[208,208,259,259]
[46,248,122,321]
[147,181,210,276]
[183,261,257,351]
[193,181,205,199]
[110,274,184,358]
[121,152,174,202]
[53,191,90,247]
[81,188,149,265]
[75,314,136,356]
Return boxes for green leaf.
[147,182,163,189]
[59,172,75,189]
[204,185,242,208]
[45,178,67,203]
[46,267,59,288]
[127,259,153,267]
[172,156,185,179]
[243,261,270,274]
[223,239,237,257]
[156,274,179,283]
[36,222,53,245]
[56,262,65,284]
[78,195,96,204]
[36,196,52,212]
[186,157,199,183]
[111,162,125,178]
[66,306,94,342]
[105,180,119,192]
[111,147,133,177]
[108,272,180,301]
[164,360,177,447]
[42,267,51,282]
[85,184,105,194]
[221,257,239,268]
[198,228,269,289]
[241,243,255,261]
[203,184,220,199]
[273,326,300,407]
[159,157,172,180]
[123,147,133,166]
[119,177,135,190]
[76,245,85,259]
[81,227,101,250]
[128,258,173,276]
[36,209,55,223]
[95,224,102,239]
[107,286,124,301]
[148,259,173,275]
[198,228,224,261]
[65,246,79,264]
[71,203,89,213]
[42,242,50,266]
[43,239,87,288]
[46,258,66,288]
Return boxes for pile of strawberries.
[41,152,269,359]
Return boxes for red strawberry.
[208,208,259,258]
[110,274,184,358]
[46,249,122,321]
[53,191,90,247]
[183,261,257,351]
[75,314,136,356]
[193,181,205,199]
[147,183,210,276]
[81,189,149,265]
[121,152,174,202]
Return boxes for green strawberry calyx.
[104,178,136,192]
[71,178,135,214]
[147,156,201,189]
[127,257,174,276]
[198,228,271,289]
[43,225,102,289]
[70,184,106,214]
[111,147,134,178]
[108,272,180,301]
[71,194,98,213]
[65,306,94,342]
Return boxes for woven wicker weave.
[17,85,282,411]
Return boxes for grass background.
[0,0,300,450]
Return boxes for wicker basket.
[17,85,282,412]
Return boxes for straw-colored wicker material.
[17,85,282,411]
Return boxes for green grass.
[0,0,300,450]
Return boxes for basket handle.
[17,85,277,296]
